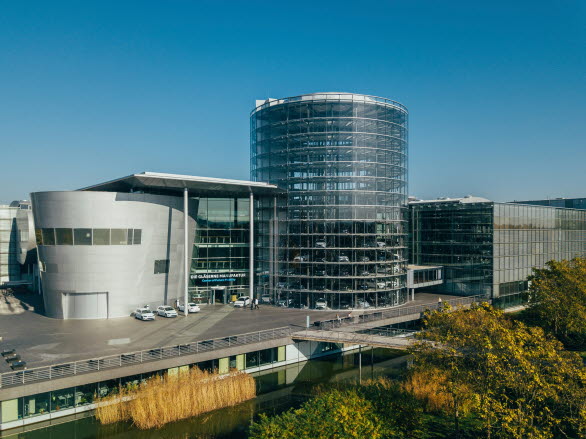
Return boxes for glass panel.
[51,387,75,411]
[133,229,142,245]
[75,383,97,406]
[55,228,73,245]
[93,229,110,245]
[111,229,127,245]
[73,228,92,245]
[245,351,259,369]
[23,392,50,417]
[41,228,55,246]
[127,229,133,245]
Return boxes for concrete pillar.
[184,188,189,316]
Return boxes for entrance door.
[63,292,108,319]
[213,288,227,304]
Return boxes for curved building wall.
[251,93,408,309]
[31,191,195,319]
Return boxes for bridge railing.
[0,326,292,390]
[317,295,489,330]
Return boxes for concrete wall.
[31,191,195,319]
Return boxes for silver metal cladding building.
[251,93,409,310]
[32,173,280,319]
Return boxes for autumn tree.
[527,257,586,348]
[410,303,586,439]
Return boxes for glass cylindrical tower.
[251,93,408,310]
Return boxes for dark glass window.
[111,229,127,245]
[127,229,134,245]
[154,259,170,274]
[133,229,142,245]
[245,351,259,369]
[55,228,73,245]
[23,392,50,417]
[93,229,110,245]
[35,229,43,245]
[41,228,55,246]
[74,229,92,245]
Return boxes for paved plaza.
[0,291,456,371]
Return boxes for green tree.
[527,257,586,348]
[249,381,426,439]
[410,303,586,439]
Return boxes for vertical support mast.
[249,192,254,302]
[184,187,189,316]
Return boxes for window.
[41,228,55,246]
[154,259,169,274]
[74,229,92,245]
[55,228,73,245]
[35,229,43,246]
[133,229,142,245]
[93,229,110,245]
[110,229,127,245]
[127,229,133,245]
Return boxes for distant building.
[409,196,586,305]
[511,197,586,210]
[0,201,36,287]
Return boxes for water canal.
[6,348,408,439]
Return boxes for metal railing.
[293,327,416,347]
[0,327,292,389]
[317,295,489,330]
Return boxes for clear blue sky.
[1,0,584,203]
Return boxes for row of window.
[36,228,142,246]
[0,346,288,423]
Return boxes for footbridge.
[292,294,488,350]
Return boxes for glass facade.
[0,202,32,284]
[410,200,586,298]
[189,197,250,304]
[251,93,409,309]
[410,200,494,296]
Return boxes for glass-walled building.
[189,197,251,304]
[0,201,36,287]
[409,197,586,303]
[251,93,409,309]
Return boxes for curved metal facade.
[31,191,195,319]
[251,93,408,309]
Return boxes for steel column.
[184,188,189,316]
[249,192,254,302]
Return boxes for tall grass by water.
[95,368,256,429]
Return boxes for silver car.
[134,308,155,321]
[156,306,178,318]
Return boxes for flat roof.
[80,172,282,196]
[408,264,442,271]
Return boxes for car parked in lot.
[315,240,327,248]
[156,306,178,318]
[315,298,328,310]
[277,298,293,307]
[233,296,251,307]
[261,294,272,304]
[178,302,200,313]
[338,255,350,262]
[357,299,371,309]
[135,308,156,321]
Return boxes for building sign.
[190,272,248,285]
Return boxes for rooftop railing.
[0,327,292,389]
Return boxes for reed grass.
[95,368,256,429]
